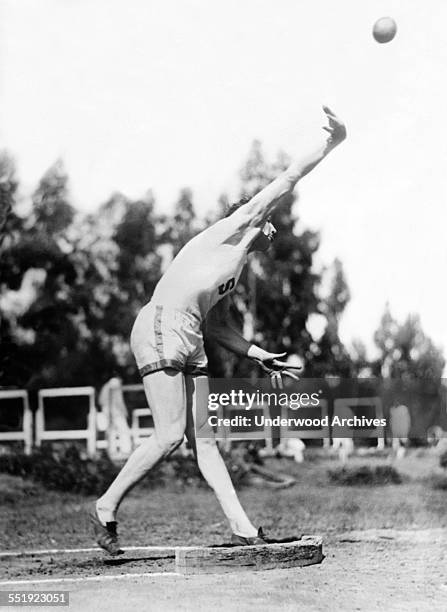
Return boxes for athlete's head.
[249,218,276,252]
[225,197,277,252]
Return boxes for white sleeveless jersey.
[151,214,261,320]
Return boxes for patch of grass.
[1,452,446,551]
[328,465,402,486]
[431,473,447,490]
[0,474,41,504]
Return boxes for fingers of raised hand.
[270,372,283,389]
[323,105,337,118]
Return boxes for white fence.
[332,397,385,449]
[214,402,274,454]
[35,387,97,457]
[131,408,155,446]
[1,385,388,459]
[279,398,330,448]
[0,390,33,454]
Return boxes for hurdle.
[35,387,97,457]
[279,398,330,449]
[333,397,385,449]
[0,390,32,454]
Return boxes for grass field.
[1,449,446,551]
[1,449,447,611]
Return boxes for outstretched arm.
[236,106,346,227]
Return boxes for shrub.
[328,465,402,486]
[431,473,447,490]
[0,446,120,495]
[439,451,447,469]
[161,455,204,487]
[0,441,270,495]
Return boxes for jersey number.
[218,277,235,295]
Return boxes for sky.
[1,0,446,368]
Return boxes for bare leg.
[185,375,258,537]
[96,369,186,523]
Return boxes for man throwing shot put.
[91,106,346,555]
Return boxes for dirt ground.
[3,532,447,612]
[1,450,447,610]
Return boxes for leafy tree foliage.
[0,152,19,249]
[209,141,353,378]
[112,191,162,332]
[168,188,199,256]
[311,259,354,377]
[0,147,443,393]
[0,168,169,388]
[1,162,82,387]
[373,305,445,380]
[239,143,319,373]
[31,160,75,235]
[0,152,22,385]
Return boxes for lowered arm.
[205,297,302,388]
[205,296,250,357]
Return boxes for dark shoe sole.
[231,536,267,546]
[231,527,268,546]
[89,505,124,556]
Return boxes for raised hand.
[322,105,347,150]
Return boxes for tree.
[373,305,445,439]
[168,188,199,256]
[0,142,358,388]
[0,161,80,387]
[207,141,325,377]
[0,153,25,288]
[112,191,163,326]
[0,151,19,249]
[373,305,445,380]
[350,338,371,376]
[31,160,75,235]
[311,259,354,377]
[323,258,350,322]
[0,152,22,385]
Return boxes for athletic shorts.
[130,302,208,378]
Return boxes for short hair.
[224,195,251,218]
